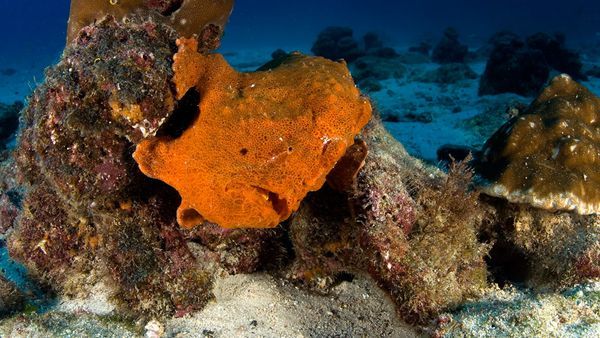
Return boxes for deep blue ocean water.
[0,0,600,154]
[0,0,599,155]
[0,1,599,163]
[1,1,600,67]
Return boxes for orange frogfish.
[134,38,372,229]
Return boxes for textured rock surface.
[479,36,549,96]
[67,0,234,48]
[311,26,364,62]
[434,282,600,337]
[0,276,25,317]
[431,28,468,64]
[8,17,223,318]
[308,118,492,324]
[477,74,599,215]
[493,205,599,287]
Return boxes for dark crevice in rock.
[156,88,200,138]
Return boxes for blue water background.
[0,1,599,76]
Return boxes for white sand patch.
[166,273,417,337]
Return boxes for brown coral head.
[477,74,600,214]
[133,38,372,229]
[67,0,234,45]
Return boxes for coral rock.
[311,26,364,62]
[353,118,490,323]
[431,27,469,64]
[0,276,25,317]
[351,55,407,84]
[67,0,234,47]
[134,38,372,229]
[526,32,586,81]
[478,31,586,96]
[10,17,217,317]
[477,74,600,214]
[479,36,549,96]
[508,206,599,286]
[408,41,432,56]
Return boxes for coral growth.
[431,28,469,64]
[276,117,493,324]
[0,276,25,317]
[0,154,19,236]
[526,32,586,80]
[351,119,490,323]
[67,0,234,48]
[489,203,599,287]
[479,35,549,96]
[477,74,599,215]
[286,187,356,288]
[475,75,599,289]
[185,222,286,275]
[311,27,364,62]
[479,31,586,96]
[134,38,372,229]
[8,17,220,317]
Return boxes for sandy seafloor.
[0,44,599,337]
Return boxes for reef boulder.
[8,14,234,318]
[431,28,469,64]
[416,63,477,84]
[476,75,599,288]
[526,32,586,81]
[479,35,549,96]
[477,74,599,215]
[311,26,364,62]
[67,0,234,50]
[479,31,586,96]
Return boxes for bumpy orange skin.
[134,38,372,228]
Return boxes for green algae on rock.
[283,117,493,324]
[0,276,25,317]
[351,118,491,323]
[9,16,216,318]
[477,74,600,215]
[486,201,600,288]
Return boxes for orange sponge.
[134,38,372,228]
